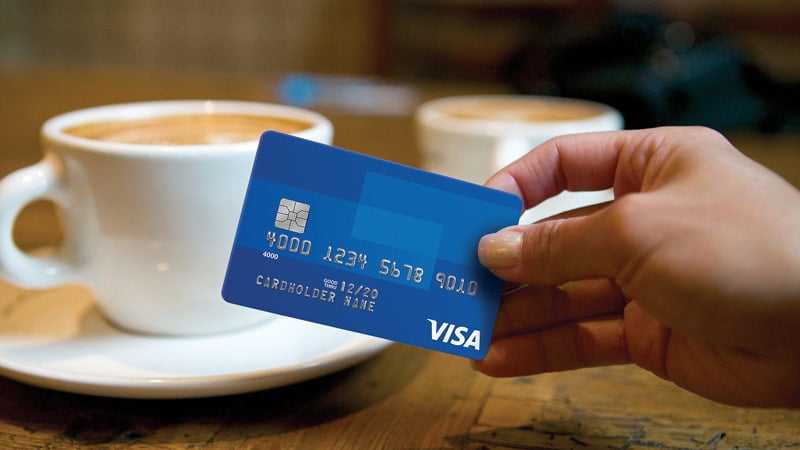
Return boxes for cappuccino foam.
[440,98,603,123]
[64,113,311,145]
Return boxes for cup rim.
[42,100,333,156]
[416,94,623,137]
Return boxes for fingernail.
[485,172,521,197]
[478,230,522,270]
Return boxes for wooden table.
[1,68,799,449]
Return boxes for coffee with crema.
[64,113,312,145]
[439,98,604,123]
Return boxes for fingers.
[479,127,733,285]
[478,129,668,285]
[483,130,632,208]
[473,315,630,377]
[476,278,628,378]
[494,278,626,339]
[484,127,728,210]
[478,203,633,285]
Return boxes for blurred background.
[1,0,800,278]
[1,0,799,131]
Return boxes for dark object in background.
[506,14,792,131]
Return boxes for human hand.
[474,127,800,407]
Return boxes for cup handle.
[0,154,77,287]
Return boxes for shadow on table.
[0,344,425,445]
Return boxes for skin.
[474,127,800,407]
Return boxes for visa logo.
[427,318,480,350]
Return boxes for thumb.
[478,206,630,285]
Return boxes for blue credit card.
[222,131,521,358]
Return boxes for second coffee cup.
[416,95,623,222]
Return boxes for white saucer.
[0,282,391,399]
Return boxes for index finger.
[484,128,676,210]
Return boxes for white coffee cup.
[416,95,623,222]
[0,100,333,335]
